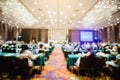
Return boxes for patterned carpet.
[0,44,116,80]
[30,44,115,80]
[31,44,79,80]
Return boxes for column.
[107,26,110,43]
[119,24,120,43]
[4,24,8,41]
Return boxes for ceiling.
[0,0,120,30]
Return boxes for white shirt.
[19,50,41,67]
[75,56,81,67]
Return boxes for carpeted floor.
[31,44,115,80]
[31,44,79,80]
[0,44,116,80]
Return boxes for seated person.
[64,43,74,52]
[106,54,120,68]
[104,54,120,78]
[91,42,98,50]
[110,45,119,56]
[19,44,42,67]
[73,48,95,69]
[96,51,109,58]
[32,45,38,55]
[38,44,45,54]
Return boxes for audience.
[110,45,119,56]
[73,48,95,69]
[106,54,120,68]
[1,39,120,79]
[64,43,74,52]
[19,44,42,67]
[38,43,45,54]
[32,45,38,55]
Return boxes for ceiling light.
[9,20,12,23]
[82,10,85,13]
[79,3,83,6]
[50,19,53,21]
[49,16,52,18]
[115,23,117,25]
[67,5,71,8]
[38,17,41,19]
[1,21,4,23]
[65,16,68,19]
[101,27,104,29]
[60,11,63,15]
[109,16,112,18]
[78,20,81,23]
[1,0,38,26]
[106,6,109,9]
[111,1,114,4]
[73,14,76,17]
[46,5,48,8]
[118,7,120,9]
[34,2,38,5]
[108,22,110,24]
[91,10,94,13]
[32,9,35,11]
[60,19,63,22]
[108,19,111,21]
[63,22,66,24]
[81,0,118,27]
[105,25,107,27]
[111,24,113,26]
[55,19,57,22]
[117,18,119,21]
[69,20,72,23]
[107,0,109,3]
[16,26,19,28]
[48,11,51,14]
[95,5,98,8]
[103,5,106,9]
[45,20,48,22]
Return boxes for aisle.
[32,44,79,80]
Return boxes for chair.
[78,57,91,76]
[71,57,91,76]
[108,66,120,80]
[15,58,31,79]
[92,57,105,77]
[0,56,17,79]
[0,56,16,72]
[38,50,44,53]
[64,51,71,59]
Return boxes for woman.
[73,48,95,69]
[38,43,45,54]
[110,45,119,56]
[106,54,120,68]
[19,44,42,67]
